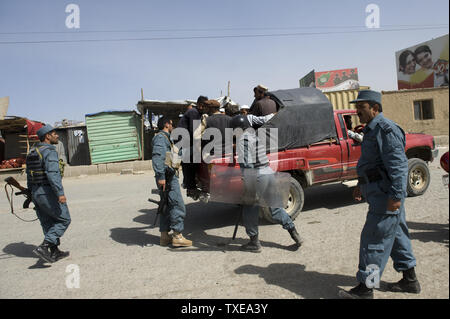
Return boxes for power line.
[0,23,448,35]
[0,26,448,45]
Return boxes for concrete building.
[381,87,449,144]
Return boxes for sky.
[0,0,449,125]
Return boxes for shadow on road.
[302,183,359,212]
[408,221,449,247]
[109,201,299,252]
[1,242,51,268]
[234,263,356,299]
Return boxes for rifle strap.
[4,183,38,222]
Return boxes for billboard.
[299,69,316,88]
[299,68,359,92]
[314,68,359,92]
[396,34,449,90]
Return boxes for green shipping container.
[85,111,142,164]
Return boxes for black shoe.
[288,227,303,248]
[386,268,421,294]
[240,235,262,253]
[50,245,70,262]
[339,283,374,299]
[33,241,56,263]
[187,188,200,200]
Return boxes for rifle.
[148,187,169,226]
[4,176,32,209]
[148,168,175,226]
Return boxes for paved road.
[0,148,448,299]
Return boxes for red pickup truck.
[195,88,438,223]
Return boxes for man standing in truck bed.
[249,84,277,117]
[339,90,420,299]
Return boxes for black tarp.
[261,87,337,151]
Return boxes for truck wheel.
[407,158,430,197]
[260,176,304,224]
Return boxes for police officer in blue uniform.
[27,125,71,263]
[339,90,420,299]
[152,117,192,247]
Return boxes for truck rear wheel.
[260,176,304,223]
[407,158,430,197]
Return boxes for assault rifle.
[148,187,169,226]
[147,168,175,226]
[4,176,32,209]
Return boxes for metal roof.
[136,99,196,115]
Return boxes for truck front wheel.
[407,158,430,197]
[260,176,304,223]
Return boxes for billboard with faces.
[396,34,449,90]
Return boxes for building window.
[413,99,434,120]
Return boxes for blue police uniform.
[151,131,186,233]
[26,143,71,246]
[356,113,416,284]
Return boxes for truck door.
[339,113,362,180]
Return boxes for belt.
[30,182,50,186]
[358,172,383,185]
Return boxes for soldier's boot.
[288,227,303,248]
[338,282,374,299]
[172,232,192,247]
[50,244,70,262]
[33,240,56,263]
[160,231,173,246]
[386,267,421,294]
[240,235,262,253]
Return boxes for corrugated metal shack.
[136,99,194,160]
[85,111,142,164]
[54,125,91,166]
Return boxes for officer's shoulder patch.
[378,121,393,134]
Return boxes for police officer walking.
[27,125,71,263]
[152,117,192,247]
[339,90,420,299]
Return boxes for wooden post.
[141,111,145,160]
[227,81,230,97]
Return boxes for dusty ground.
[0,147,448,300]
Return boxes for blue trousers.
[242,172,295,237]
[356,199,416,284]
[157,176,186,233]
[31,185,71,245]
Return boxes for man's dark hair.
[368,101,383,113]
[157,116,171,130]
[414,45,432,57]
[197,95,208,105]
[231,115,251,130]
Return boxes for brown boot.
[172,232,192,247]
[160,231,172,246]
